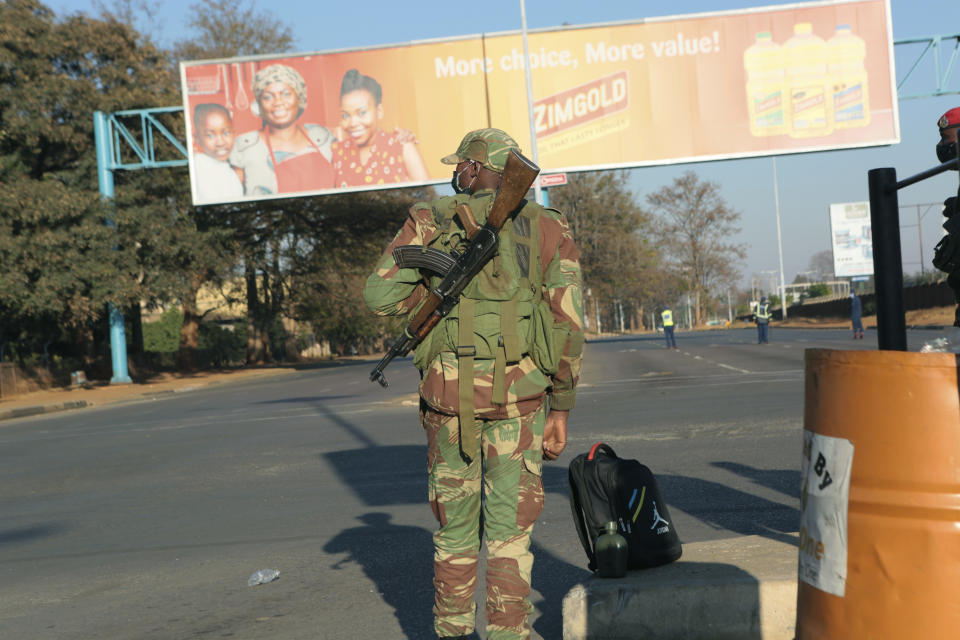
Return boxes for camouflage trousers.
[422,404,546,640]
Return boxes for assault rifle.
[370,149,540,387]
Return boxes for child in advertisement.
[192,103,244,204]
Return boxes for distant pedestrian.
[755,296,772,344]
[661,305,678,349]
[850,293,864,339]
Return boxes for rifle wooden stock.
[369,149,540,387]
[488,150,540,227]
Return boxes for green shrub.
[143,309,183,352]
[806,283,831,298]
[199,322,245,367]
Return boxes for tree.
[0,0,177,363]
[173,0,294,62]
[805,283,831,298]
[547,171,660,331]
[167,0,295,366]
[808,249,835,282]
[645,171,746,326]
[283,187,436,355]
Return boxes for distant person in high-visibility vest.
[661,305,678,350]
[755,296,772,344]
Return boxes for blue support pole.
[93,111,132,384]
[542,187,549,208]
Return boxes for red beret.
[938,107,960,129]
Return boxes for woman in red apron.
[232,64,335,196]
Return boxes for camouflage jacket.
[364,189,584,419]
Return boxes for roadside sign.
[829,202,873,277]
[540,173,568,187]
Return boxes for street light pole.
[519,0,542,205]
[772,157,788,320]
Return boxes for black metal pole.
[868,168,907,351]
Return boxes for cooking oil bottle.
[784,23,833,138]
[828,24,870,129]
[744,32,787,136]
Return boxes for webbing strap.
[457,297,479,462]
[501,297,521,362]
[494,297,520,406]
[492,343,507,405]
[529,209,542,302]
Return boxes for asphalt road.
[0,327,940,639]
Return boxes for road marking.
[678,350,751,374]
[717,363,751,374]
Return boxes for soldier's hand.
[543,409,569,461]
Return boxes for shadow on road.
[711,461,801,499]
[325,444,426,506]
[321,512,588,640]
[530,539,591,640]
[0,523,66,546]
[659,472,799,546]
[324,512,435,639]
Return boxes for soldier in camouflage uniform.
[363,128,584,640]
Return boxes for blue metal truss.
[100,106,189,171]
[895,33,960,99]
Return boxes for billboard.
[829,201,873,277]
[179,0,898,205]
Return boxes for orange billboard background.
[180,0,897,205]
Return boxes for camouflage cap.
[440,128,520,173]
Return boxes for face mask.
[937,141,958,165]
[451,161,477,194]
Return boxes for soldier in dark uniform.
[933,107,960,325]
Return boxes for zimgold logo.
[533,71,629,139]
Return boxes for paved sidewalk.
[0,366,298,422]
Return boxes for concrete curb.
[0,400,93,422]
[562,535,798,640]
[0,387,200,423]
[0,369,295,423]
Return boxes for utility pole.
[519,0,542,205]
[772,157,788,320]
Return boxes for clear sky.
[41,0,960,292]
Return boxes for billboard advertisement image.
[830,201,873,277]
[179,0,897,205]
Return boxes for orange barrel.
[797,348,960,639]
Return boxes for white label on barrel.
[799,430,854,597]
